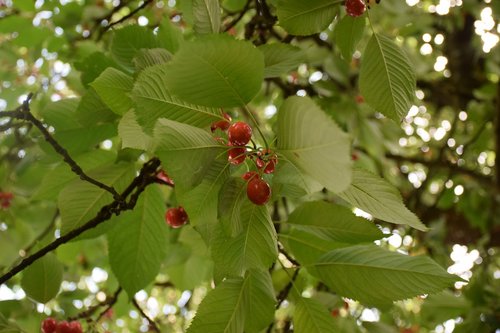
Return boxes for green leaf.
[276,0,340,36]
[58,163,135,238]
[339,168,428,231]
[21,253,63,303]
[39,99,80,130]
[90,67,134,115]
[259,43,305,78]
[276,96,352,193]
[212,201,278,276]
[75,51,120,87]
[314,245,460,306]
[273,160,323,197]
[118,110,152,151]
[178,157,231,241]
[132,48,172,71]
[132,63,223,132]
[359,33,416,121]
[50,123,117,155]
[110,25,159,72]
[294,297,336,333]
[108,185,168,297]
[33,150,116,200]
[218,177,247,236]
[193,0,221,34]
[287,201,383,243]
[163,35,264,107]
[157,20,184,54]
[335,15,365,61]
[75,88,118,126]
[153,119,225,190]
[187,270,275,333]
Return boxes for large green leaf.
[49,124,117,155]
[258,43,305,78]
[157,20,184,54]
[75,51,120,87]
[276,96,351,193]
[218,177,247,236]
[118,110,151,151]
[178,157,231,241]
[273,160,323,197]
[339,168,428,231]
[108,185,168,297]
[193,0,221,34]
[313,245,460,306]
[335,15,365,61]
[163,35,264,107]
[39,99,80,130]
[294,297,336,333]
[153,119,225,190]
[90,67,134,115]
[276,0,341,36]
[21,253,63,303]
[132,48,172,71]
[187,270,275,333]
[110,25,159,71]
[212,202,277,276]
[33,150,116,200]
[58,163,136,238]
[287,201,383,243]
[132,63,223,132]
[359,33,416,121]
[75,88,118,126]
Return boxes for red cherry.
[68,321,82,333]
[246,177,271,205]
[228,146,246,165]
[263,159,277,174]
[242,171,259,181]
[345,0,366,17]
[55,321,71,333]
[156,170,174,186]
[228,121,252,146]
[210,113,232,132]
[41,317,57,333]
[255,157,265,169]
[165,207,188,228]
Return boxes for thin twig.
[95,287,123,321]
[0,158,161,285]
[98,0,154,39]
[0,94,121,200]
[132,298,160,332]
[70,287,122,321]
[224,0,252,32]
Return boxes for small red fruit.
[331,309,340,317]
[345,0,366,17]
[228,121,252,146]
[68,321,82,333]
[165,207,189,228]
[156,170,174,186]
[55,321,71,333]
[228,146,246,165]
[242,171,259,181]
[246,177,271,205]
[210,113,232,132]
[41,317,57,333]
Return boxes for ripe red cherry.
[55,321,71,333]
[228,146,246,165]
[210,113,232,132]
[242,171,259,181]
[156,170,174,186]
[246,177,271,205]
[263,159,277,174]
[41,317,57,333]
[345,0,366,17]
[68,321,82,333]
[165,207,188,228]
[228,121,252,146]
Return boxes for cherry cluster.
[211,113,278,206]
[0,191,13,209]
[41,318,82,333]
[345,0,366,17]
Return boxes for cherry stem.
[243,105,269,149]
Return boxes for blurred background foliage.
[0,0,499,332]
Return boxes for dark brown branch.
[494,81,500,191]
[98,0,154,39]
[96,287,123,321]
[70,287,122,321]
[0,94,121,200]
[267,268,300,333]
[0,158,161,285]
[278,244,300,267]
[132,298,160,332]
[224,0,252,32]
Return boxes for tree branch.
[96,287,123,322]
[0,157,161,285]
[132,298,160,332]
[98,0,155,39]
[70,286,122,321]
[0,94,121,200]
